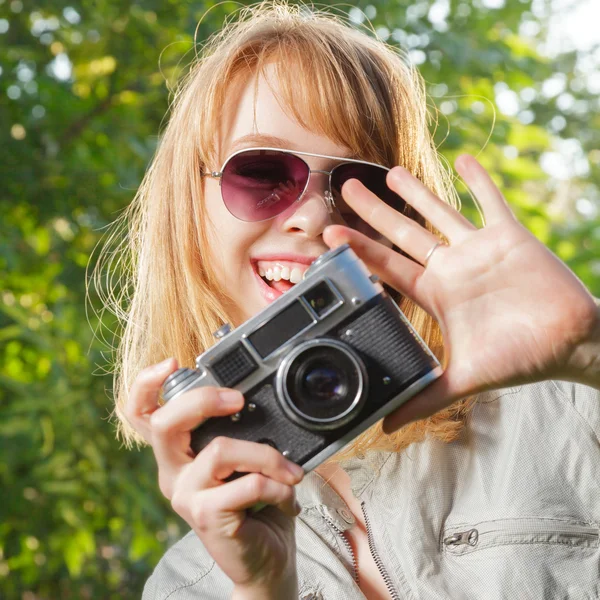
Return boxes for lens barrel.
[276,338,367,431]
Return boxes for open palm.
[323,154,598,433]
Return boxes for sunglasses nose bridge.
[304,168,336,213]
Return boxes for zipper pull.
[444,528,479,547]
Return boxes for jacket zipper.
[361,500,401,600]
[444,520,599,551]
[444,528,479,547]
[323,503,401,599]
[322,515,359,585]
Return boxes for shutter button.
[213,323,231,339]
[337,508,354,524]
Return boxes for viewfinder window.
[302,281,340,317]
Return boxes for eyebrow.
[227,133,360,160]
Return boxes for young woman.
[104,3,600,599]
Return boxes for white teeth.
[258,262,305,283]
[290,267,302,284]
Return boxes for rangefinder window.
[247,300,314,358]
[302,280,341,318]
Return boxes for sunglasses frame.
[201,146,393,223]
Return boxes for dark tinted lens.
[331,163,406,213]
[221,150,309,221]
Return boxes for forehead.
[217,63,355,164]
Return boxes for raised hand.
[323,154,599,433]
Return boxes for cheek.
[203,181,279,307]
[204,182,253,267]
[207,221,255,273]
[205,211,269,277]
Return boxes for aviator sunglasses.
[201,147,407,224]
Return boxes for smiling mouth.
[253,259,311,294]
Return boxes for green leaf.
[64,529,96,577]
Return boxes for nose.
[278,173,335,238]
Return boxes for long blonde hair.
[94,0,475,458]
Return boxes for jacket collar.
[296,450,389,531]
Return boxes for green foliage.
[1,0,599,598]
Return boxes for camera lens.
[302,364,345,402]
[277,339,367,430]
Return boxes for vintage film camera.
[162,244,442,473]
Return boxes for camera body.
[162,244,442,472]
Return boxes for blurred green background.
[1,0,599,598]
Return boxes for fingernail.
[287,462,304,479]
[153,358,174,373]
[342,178,360,193]
[389,166,405,181]
[219,390,243,407]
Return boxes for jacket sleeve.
[142,531,235,600]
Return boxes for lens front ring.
[275,338,368,431]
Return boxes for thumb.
[125,357,179,442]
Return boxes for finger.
[125,358,178,442]
[323,224,437,315]
[150,387,245,471]
[381,368,467,434]
[386,166,477,242]
[341,178,447,265]
[183,436,305,492]
[190,474,298,533]
[455,154,515,225]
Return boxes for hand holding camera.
[124,362,304,598]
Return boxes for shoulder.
[476,378,598,414]
[504,378,599,406]
[472,379,600,446]
[142,530,233,600]
[543,379,600,442]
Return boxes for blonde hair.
[94,0,475,458]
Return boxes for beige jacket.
[143,380,600,599]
